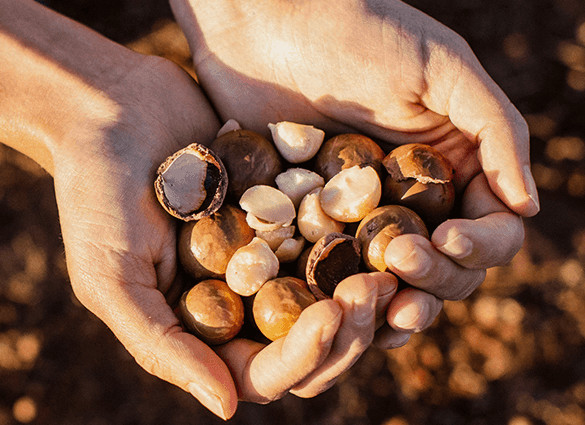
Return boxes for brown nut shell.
[383,177,455,226]
[178,204,255,280]
[314,134,385,181]
[306,233,361,299]
[154,143,228,221]
[356,205,429,272]
[210,129,283,200]
[382,143,454,183]
[253,277,316,341]
[179,279,244,345]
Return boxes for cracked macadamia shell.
[382,143,456,226]
[154,143,227,221]
[179,279,244,345]
[356,205,429,272]
[306,233,361,299]
[314,133,385,181]
[253,277,316,341]
[210,129,283,200]
[178,204,255,280]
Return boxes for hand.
[171,0,539,341]
[216,272,398,401]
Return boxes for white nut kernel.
[268,121,325,163]
[225,237,279,296]
[256,226,296,251]
[298,188,345,243]
[275,168,325,208]
[216,119,241,137]
[275,236,306,263]
[320,165,381,222]
[240,185,296,231]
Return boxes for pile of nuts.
[154,120,455,344]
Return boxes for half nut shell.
[155,143,227,221]
[306,233,361,300]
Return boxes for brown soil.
[2,1,585,424]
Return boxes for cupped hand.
[171,0,538,340]
[215,272,397,402]
[49,53,399,417]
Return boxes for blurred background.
[1,0,585,424]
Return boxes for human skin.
[0,0,398,419]
[170,0,538,395]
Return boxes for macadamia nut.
[256,226,296,251]
[297,188,345,243]
[275,168,325,208]
[226,237,279,296]
[319,165,381,222]
[240,185,296,230]
[216,119,241,137]
[268,121,325,163]
[275,236,306,263]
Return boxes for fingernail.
[387,332,411,349]
[392,301,429,331]
[385,242,431,278]
[523,165,540,213]
[438,234,473,259]
[320,304,343,344]
[187,382,229,420]
[352,296,376,327]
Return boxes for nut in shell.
[382,143,456,226]
[154,143,228,221]
[355,205,429,272]
[225,237,279,296]
[179,279,244,345]
[178,204,255,280]
[253,277,316,341]
[314,133,385,181]
[210,129,283,200]
[319,165,381,222]
[306,233,361,300]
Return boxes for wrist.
[0,0,145,175]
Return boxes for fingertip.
[384,235,432,279]
[386,289,443,332]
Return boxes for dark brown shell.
[306,233,361,299]
[210,129,283,200]
[382,143,454,183]
[179,279,244,345]
[355,205,428,272]
[383,177,455,226]
[154,143,228,221]
[314,134,385,181]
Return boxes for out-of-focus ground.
[2,0,585,424]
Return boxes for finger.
[386,288,443,333]
[290,273,378,398]
[215,300,342,404]
[371,272,399,329]
[373,325,411,349]
[422,35,539,217]
[385,234,486,300]
[432,173,525,269]
[69,268,238,420]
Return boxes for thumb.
[68,258,238,420]
[422,34,540,217]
